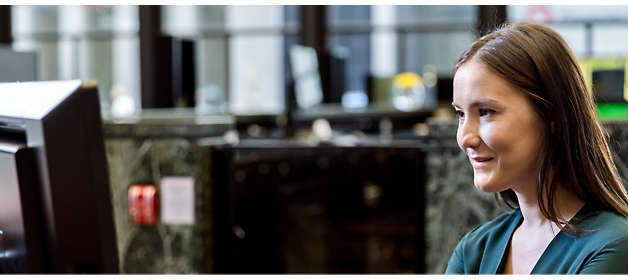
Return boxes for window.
[12,5,140,112]
[508,5,628,58]
[396,5,477,77]
[162,5,289,115]
[327,5,371,94]
[10,5,486,114]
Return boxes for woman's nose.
[457,120,481,151]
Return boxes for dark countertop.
[101,108,235,138]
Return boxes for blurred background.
[8,5,628,120]
[3,5,628,274]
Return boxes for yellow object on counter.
[393,72,422,90]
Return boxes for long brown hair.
[455,21,628,231]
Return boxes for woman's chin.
[473,181,501,193]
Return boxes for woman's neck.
[514,184,585,230]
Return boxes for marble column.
[102,110,234,274]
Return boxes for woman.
[446,21,628,274]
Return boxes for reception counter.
[101,108,628,274]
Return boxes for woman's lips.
[471,157,493,169]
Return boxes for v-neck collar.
[493,208,523,274]
[530,204,596,274]
[493,204,593,274]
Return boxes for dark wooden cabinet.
[212,141,426,274]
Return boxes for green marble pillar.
[425,119,502,273]
[102,109,234,274]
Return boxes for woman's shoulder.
[576,209,628,243]
[447,209,521,274]
[567,209,628,273]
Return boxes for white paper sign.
[160,176,195,225]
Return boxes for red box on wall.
[128,185,158,226]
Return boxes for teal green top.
[445,204,628,274]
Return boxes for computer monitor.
[0,47,36,83]
[592,69,625,103]
[0,80,119,273]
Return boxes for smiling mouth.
[471,157,493,168]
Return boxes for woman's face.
[452,60,544,193]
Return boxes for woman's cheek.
[456,128,464,151]
[479,123,504,152]
[478,123,493,146]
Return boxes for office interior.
[2,5,628,274]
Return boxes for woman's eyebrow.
[471,98,497,107]
[452,98,498,108]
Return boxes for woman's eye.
[454,110,464,120]
[479,108,495,117]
